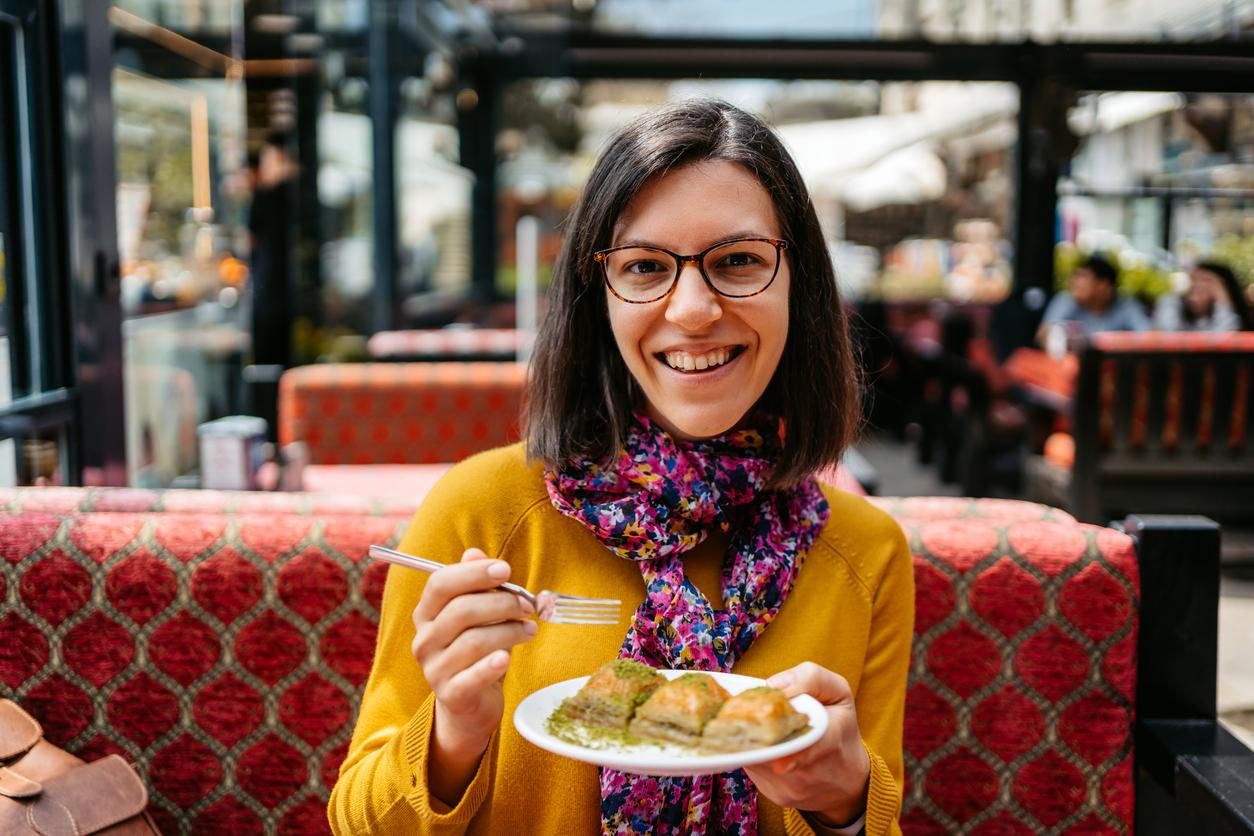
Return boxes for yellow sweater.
[329,444,912,836]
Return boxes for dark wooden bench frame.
[1072,343,1254,525]
[1129,515,1254,833]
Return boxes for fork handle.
[367,545,535,603]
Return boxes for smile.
[655,345,746,374]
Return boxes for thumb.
[460,547,491,563]
[767,662,853,706]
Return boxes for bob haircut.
[524,98,860,488]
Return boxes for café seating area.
[2,483,1246,833]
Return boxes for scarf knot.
[544,412,830,836]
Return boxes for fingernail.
[519,597,535,614]
[491,650,509,668]
[523,620,539,635]
[487,561,510,580]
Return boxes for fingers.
[414,548,512,623]
[767,661,853,706]
[420,620,537,686]
[422,589,532,645]
[438,649,512,707]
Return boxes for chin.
[653,405,749,441]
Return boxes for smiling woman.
[331,100,912,836]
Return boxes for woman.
[1154,261,1251,332]
[329,99,912,836]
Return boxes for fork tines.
[549,595,621,625]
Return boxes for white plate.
[513,669,827,777]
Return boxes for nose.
[664,259,722,331]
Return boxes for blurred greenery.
[1202,235,1254,287]
[115,84,195,255]
[496,262,554,295]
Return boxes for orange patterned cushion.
[278,363,526,465]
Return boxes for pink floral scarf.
[544,412,830,835]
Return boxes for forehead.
[612,160,781,245]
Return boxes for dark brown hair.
[524,98,860,487]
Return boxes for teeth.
[664,348,737,371]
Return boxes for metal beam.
[479,30,1254,92]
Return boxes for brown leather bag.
[0,699,160,835]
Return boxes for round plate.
[513,669,827,777]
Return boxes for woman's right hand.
[412,548,538,768]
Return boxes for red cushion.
[278,362,526,465]
[1,510,406,834]
[0,494,1136,833]
[899,516,1137,832]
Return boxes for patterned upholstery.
[1,508,408,834]
[0,486,418,517]
[277,362,527,465]
[0,493,1136,834]
[896,513,1137,833]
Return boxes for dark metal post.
[1125,514,1220,722]
[458,52,500,306]
[58,0,127,485]
[370,0,399,332]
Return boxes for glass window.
[112,11,251,488]
[1057,92,1254,307]
[395,75,472,322]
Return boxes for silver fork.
[367,545,621,625]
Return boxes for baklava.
[557,659,666,730]
[628,673,730,746]
[700,686,808,751]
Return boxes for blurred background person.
[247,130,296,370]
[1036,254,1149,348]
[1154,261,1252,332]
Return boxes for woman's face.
[1185,268,1223,316]
[605,160,790,440]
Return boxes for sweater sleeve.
[855,522,913,836]
[328,452,535,835]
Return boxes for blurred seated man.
[1036,254,1149,349]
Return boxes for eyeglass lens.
[602,239,779,302]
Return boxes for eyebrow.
[612,231,774,250]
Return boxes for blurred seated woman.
[1154,261,1252,332]
[329,99,912,836]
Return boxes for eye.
[625,259,669,276]
[715,251,764,269]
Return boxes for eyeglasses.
[593,237,789,304]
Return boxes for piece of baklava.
[557,659,666,730]
[628,673,730,746]
[700,687,808,752]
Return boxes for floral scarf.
[544,412,830,835]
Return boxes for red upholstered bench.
[278,362,527,465]
[0,488,1248,833]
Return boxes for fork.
[368,545,621,625]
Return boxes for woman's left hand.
[743,662,870,827]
